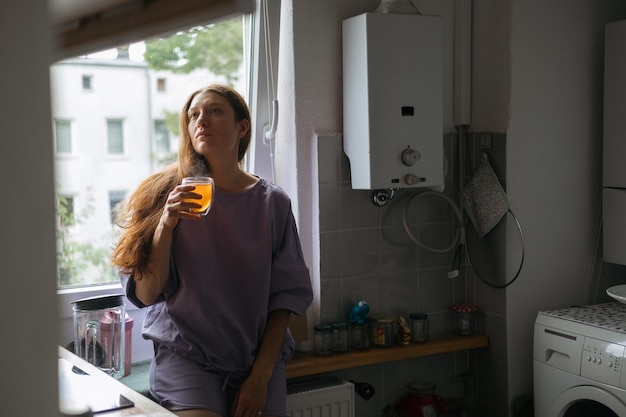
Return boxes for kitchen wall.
[277,0,626,416]
[506,0,626,409]
[314,131,508,417]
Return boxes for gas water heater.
[342,12,443,191]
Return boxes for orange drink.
[182,177,214,215]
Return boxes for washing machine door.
[550,386,626,417]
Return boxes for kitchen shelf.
[285,333,488,379]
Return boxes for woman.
[112,84,313,417]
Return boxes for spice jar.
[452,304,477,335]
[331,322,350,353]
[370,315,394,348]
[409,313,429,343]
[351,322,370,350]
[314,324,333,356]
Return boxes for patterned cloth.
[464,153,509,237]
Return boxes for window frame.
[108,190,126,224]
[156,77,167,92]
[56,0,280,364]
[54,119,74,156]
[106,118,126,156]
[82,74,93,91]
[153,119,171,154]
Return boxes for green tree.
[56,190,117,288]
[144,19,243,84]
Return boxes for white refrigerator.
[604,19,626,265]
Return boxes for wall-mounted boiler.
[342,12,443,191]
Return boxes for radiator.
[286,377,355,417]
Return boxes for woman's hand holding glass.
[181,177,214,215]
[162,177,214,227]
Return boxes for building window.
[54,119,72,154]
[154,120,170,153]
[82,75,92,90]
[157,78,166,92]
[109,190,126,224]
[107,119,124,155]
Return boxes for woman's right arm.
[133,219,175,305]
[133,183,202,305]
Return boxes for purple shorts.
[149,344,287,416]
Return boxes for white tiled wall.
[315,133,483,417]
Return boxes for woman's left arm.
[232,308,292,417]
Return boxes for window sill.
[286,333,489,379]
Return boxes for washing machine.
[534,302,626,416]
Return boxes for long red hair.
[111,84,251,275]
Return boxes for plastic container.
[331,322,350,353]
[314,324,333,356]
[124,314,133,376]
[72,294,126,379]
[409,313,429,343]
[370,315,394,348]
[452,304,477,335]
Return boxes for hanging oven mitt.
[464,153,509,237]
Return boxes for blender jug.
[72,294,126,379]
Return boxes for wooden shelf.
[285,333,488,379]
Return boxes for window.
[82,75,92,90]
[107,119,124,155]
[154,119,170,153]
[51,2,274,292]
[157,78,166,92]
[54,119,72,154]
[109,190,126,224]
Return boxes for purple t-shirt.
[122,178,313,373]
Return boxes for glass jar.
[370,315,394,348]
[452,304,477,335]
[331,322,350,353]
[399,381,448,417]
[314,324,333,356]
[409,313,429,343]
[351,322,370,350]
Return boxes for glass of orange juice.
[182,176,214,215]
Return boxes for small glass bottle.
[409,313,429,343]
[331,322,350,353]
[351,322,370,350]
[314,324,333,356]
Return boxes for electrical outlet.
[480,133,492,149]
